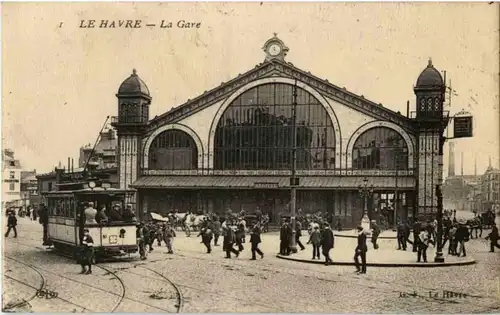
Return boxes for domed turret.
[413,58,445,120]
[416,59,444,88]
[117,69,150,97]
[113,68,152,129]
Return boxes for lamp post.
[289,80,299,253]
[358,177,375,232]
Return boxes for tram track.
[136,266,184,313]
[4,243,184,313]
[3,255,93,312]
[8,236,499,313]
[2,256,46,312]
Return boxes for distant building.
[480,166,500,212]
[2,149,23,208]
[442,175,481,212]
[20,170,39,207]
[36,166,118,204]
[78,128,117,169]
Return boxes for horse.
[174,213,206,232]
[467,216,483,239]
[308,222,320,235]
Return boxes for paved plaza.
[3,217,500,313]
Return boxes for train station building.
[111,34,446,228]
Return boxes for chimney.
[448,142,455,177]
[474,155,477,176]
[71,158,74,173]
[461,152,464,176]
[67,157,71,173]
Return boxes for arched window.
[148,130,198,170]
[352,127,408,170]
[214,83,336,170]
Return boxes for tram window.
[69,199,75,217]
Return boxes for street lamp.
[358,177,375,232]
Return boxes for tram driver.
[123,204,137,223]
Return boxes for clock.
[268,43,282,56]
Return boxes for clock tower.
[262,33,289,62]
[111,69,151,207]
[413,59,446,218]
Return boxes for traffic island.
[276,237,476,267]
[334,229,398,239]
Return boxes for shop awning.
[131,176,415,189]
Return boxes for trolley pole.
[289,80,298,254]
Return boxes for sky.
[2,2,499,175]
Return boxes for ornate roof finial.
[428,58,433,67]
[273,32,278,37]
[132,68,137,76]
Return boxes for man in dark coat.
[107,205,123,222]
[320,223,334,265]
[371,220,380,250]
[412,220,422,252]
[354,225,368,274]
[295,220,305,251]
[279,221,291,255]
[224,227,240,258]
[38,204,49,244]
[212,217,221,246]
[5,212,18,238]
[250,224,264,260]
[396,221,406,250]
[455,221,470,257]
[485,223,500,252]
[198,226,213,253]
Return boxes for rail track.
[5,242,184,313]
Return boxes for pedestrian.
[4,212,18,238]
[156,223,164,246]
[295,220,305,251]
[32,206,37,221]
[198,226,213,253]
[279,220,290,255]
[224,226,240,259]
[147,223,157,252]
[448,223,458,255]
[396,221,406,250]
[79,229,94,274]
[235,223,245,252]
[320,223,334,265]
[412,220,421,252]
[38,204,49,245]
[307,225,321,260]
[371,220,380,250]
[250,223,264,260]
[455,221,470,257]
[354,225,367,274]
[212,217,221,246]
[485,223,500,252]
[136,222,148,260]
[417,224,431,263]
[164,223,176,254]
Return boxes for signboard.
[454,116,473,138]
[254,182,279,189]
[3,179,19,183]
[60,172,85,182]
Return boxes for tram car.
[43,180,138,261]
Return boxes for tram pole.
[289,79,298,254]
[83,115,110,180]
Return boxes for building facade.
[79,128,118,169]
[20,170,39,207]
[2,149,23,208]
[479,167,500,213]
[111,35,447,228]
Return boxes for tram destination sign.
[453,116,473,138]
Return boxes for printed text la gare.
[79,20,201,29]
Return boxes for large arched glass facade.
[214,83,336,170]
[352,127,408,170]
[148,130,198,170]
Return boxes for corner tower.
[111,69,151,205]
[413,59,446,217]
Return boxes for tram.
[43,180,139,261]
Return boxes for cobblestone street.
[3,218,500,313]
